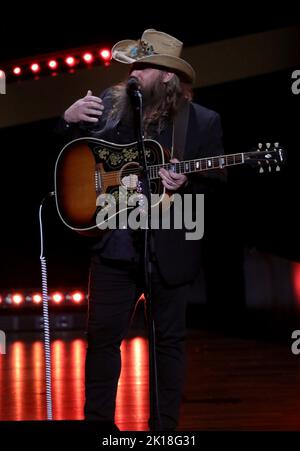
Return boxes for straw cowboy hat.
[111,29,195,83]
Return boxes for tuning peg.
[259,166,264,174]
[257,143,263,151]
[268,165,272,172]
[274,142,279,148]
[276,165,281,171]
[266,143,271,149]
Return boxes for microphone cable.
[39,191,55,420]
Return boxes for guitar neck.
[149,153,246,179]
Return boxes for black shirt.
[90,89,174,262]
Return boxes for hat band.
[129,39,158,59]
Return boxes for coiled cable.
[39,192,55,420]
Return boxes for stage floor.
[1,328,300,430]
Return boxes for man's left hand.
[159,158,187,191]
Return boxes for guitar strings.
[96,150,278,181]
[99,160,225,179]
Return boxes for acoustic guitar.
[54,137,285,235]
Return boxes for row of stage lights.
[1,48,112,81]
[0,291,88,309]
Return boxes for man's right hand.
[64,90,104,123]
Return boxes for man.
[58,29,225,431]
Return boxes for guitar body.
[55,137,285,235]
[54,137,167,234]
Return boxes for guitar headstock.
[245,142,286,173]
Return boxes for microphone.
[126,76,140,96]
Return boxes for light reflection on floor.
[3,329,300,430]
[0,334,149,430]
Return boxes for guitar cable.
[39,191,55,420]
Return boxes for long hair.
[108,70,193,137]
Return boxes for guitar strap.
[171,99,190,160]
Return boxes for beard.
[116,73,166,123]
[139,72,165,108]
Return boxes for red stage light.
[30,63,40,73]
[52,292,63,304]
[13,67,22,75]
[32,294,42,304]
[48,60,58,70]
[292,263,300,310]
[71,291,84,304]
[99,49,111,61]
[83,52,94,63]
[12,294,24,305]
[65,56,76,67]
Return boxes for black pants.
[84,253,189,430]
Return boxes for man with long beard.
[58,29,226,431]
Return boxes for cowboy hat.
[111,29,195,83]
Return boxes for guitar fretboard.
[149,153,245,179]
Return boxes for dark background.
[0,14,297,62]
[1,16,299,318]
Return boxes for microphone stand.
[130,88,162,431]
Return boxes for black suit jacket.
[56,93,226,285]
[153,102,226,285]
